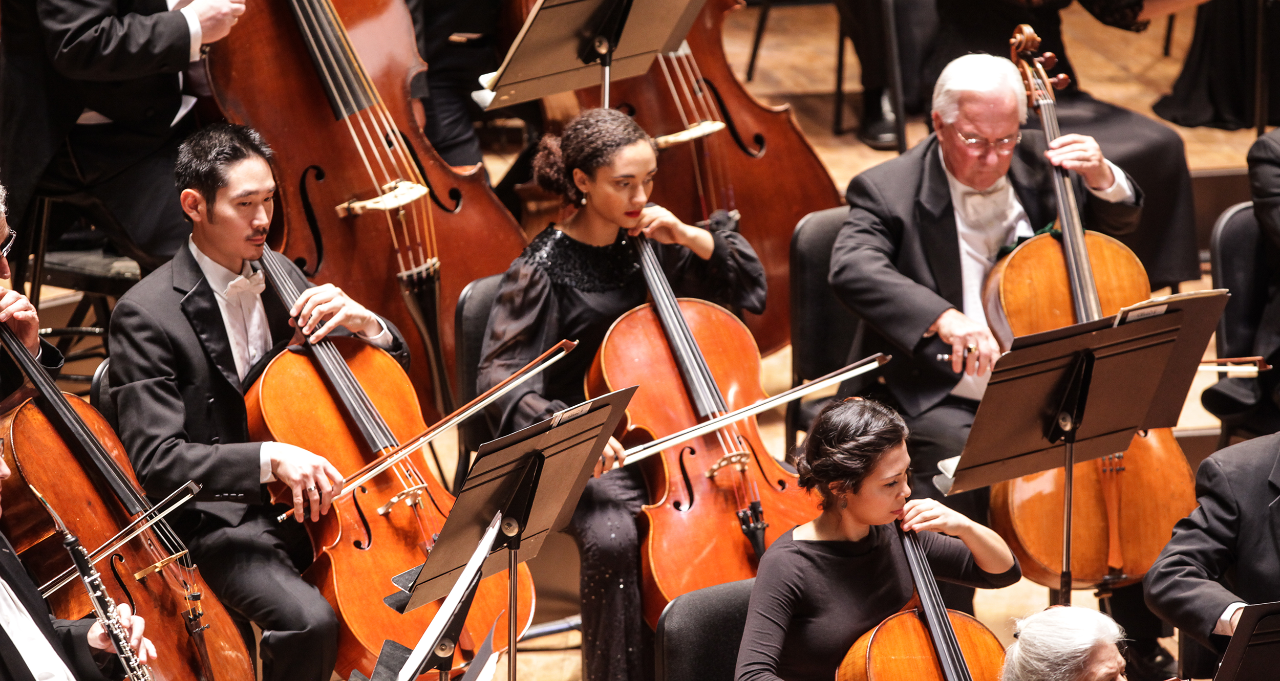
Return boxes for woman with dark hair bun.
[476,107,767,681]
[734,398,1020,681]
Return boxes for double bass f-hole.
[394,130,462,214]
[701,79,765,158]
[297,165,328,277]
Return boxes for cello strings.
[905,531,971,681]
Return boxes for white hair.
[932,54,1028,125]
[1001,607,1125,681]
[0,181,6,218]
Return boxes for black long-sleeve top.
[734,526,1021,681]
[477,225,767,436]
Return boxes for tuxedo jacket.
[828,131,1143,417]
[1144,433,1280,651]
[107,246,409,534]
[0,0,191,230]
[0,535,111,681]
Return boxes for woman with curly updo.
[476,107,767,681]
[734,398,1019,681]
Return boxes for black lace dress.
[477,225,767,681]
[923,0,1199,289]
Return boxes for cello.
[586,233,819,627]
[243,250,536,679]
[204,0,528,421]
[983,26,1197,592]
[567,0,843,354]
[0,324,255,680]
[837,524,1004,681]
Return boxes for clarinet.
[33,489,151,681]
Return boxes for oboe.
[32,488,151,681]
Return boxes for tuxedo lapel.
[0,538,75,681]
[1268,454,1280,558]
[173,248,242,394]
[915,137,965,310]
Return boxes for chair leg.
[1163,14,1175,57]
[881,0,907,154]
[834,27,847,135]
[746,0,773,82]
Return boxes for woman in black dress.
[476,107,767,681]
[734,398,1019,681]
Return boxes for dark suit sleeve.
[1082,167,1143,237]
[1144,457,1243,648]
[829,178,954,358]
[36,0,193,82]
[109,297,262,501]
[52,617,115,681]
[1248,131,1280,252]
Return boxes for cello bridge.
[133,550,188,580]
[336,180,429,218]
[377,484,429,516]
[705,452,750,478]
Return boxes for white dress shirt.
[0,576,76,681]
[187,238,393,482]
[939,149,1134,401]
[1217,601,1247,636]
[75,0,202,126]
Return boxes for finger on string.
[309,316,341,344]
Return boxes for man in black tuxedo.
[828,53,1170,674]
[1144,433,1280,652]
[0,183,156,681]
[0,0,245,267]
[107,124,409,681]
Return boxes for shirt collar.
[188,236,253,298]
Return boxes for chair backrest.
[452,274,505,489]
[1210,202,1268,359]
[90,358,117,429]
[790,206,859,384]
[655,578,755,681]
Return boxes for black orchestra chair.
[89,358,117,428]
[452,273,505,493]
[655,578,755,681]
[1202,201,1280,449]
[18,196,145,385]
[787,206,859,451]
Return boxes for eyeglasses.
[0,230,15,258]
[952,126,1022,155]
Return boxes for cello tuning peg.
[1040,52,1058,70]
[1051,74,1071,90]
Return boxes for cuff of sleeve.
[180,6,203,62]
[1215,602,1248,636]
[359,319,394,349]
[259,443,277,483]
[1086,160,1134,204]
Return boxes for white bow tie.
[224,270,265,298]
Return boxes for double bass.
[0,324,254,680]
[243,251,535,678]
[587,234,819,627]
[571,0,843,354]
[983,26,1197,591]
[838,524,1004,681]
[205,0,528,420]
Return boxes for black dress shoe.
[858,116,899,150]
[1125,641,1177,681]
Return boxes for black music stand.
[483,0,707,109]
[937,290,1227,604]
[1215,602,1280,681]
[350,386,636,681]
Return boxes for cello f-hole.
[298,165,328,276]
[352,486,374,550]
[672,446,697,512]
[109,554,137,613]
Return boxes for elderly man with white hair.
[1003,607,1134,681]
[828,51,1154,649]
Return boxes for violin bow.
[278,339,578,521]
[618,353,890,467]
